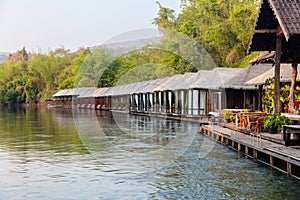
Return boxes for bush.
[264,114,291,129]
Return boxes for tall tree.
[154,0,258,67]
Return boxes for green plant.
[262,78,291,114]
[224,110,231,119]
[264,114,291,129]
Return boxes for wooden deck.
[223,122,282,143]
[200,124,300,180]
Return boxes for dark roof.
[249,51,275,65]
[270,0,300,39]
[248,0,300,55]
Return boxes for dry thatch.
[245,64,300,86]
[223,64,273,89]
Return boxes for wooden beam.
[274,36,282,114]
[254,29,277,34]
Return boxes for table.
[238,112,267,133]
[281,113,300,123]
[282,125,300,146]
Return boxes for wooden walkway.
[200,124,300,180]
[223,122,282,144]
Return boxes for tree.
[153,0,258,67]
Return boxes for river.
[0,107,299,199]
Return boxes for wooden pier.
[200,124,300,180]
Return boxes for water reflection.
[0,107,300,199]
[0,107,88,155]
[74,109,198,174]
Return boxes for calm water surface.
[0,107,300,199]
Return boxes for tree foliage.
[154,0,259,67]
[0,48,90,104]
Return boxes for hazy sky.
[0,0,181,53]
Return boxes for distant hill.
[0,52,9,63]
[94,37,161,55]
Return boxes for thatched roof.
[140,77,171,93]
[245,64,300,85]
[77,87,97,98]
[154,74,188,91]
[53,89,74,97]
[53,87,96,98]
[94,88,108,97]
[54,65,274,98]
[170,73,196,90]
[223,64,273,89]
[191,68,244,90]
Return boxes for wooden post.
[243,91,247,108]
[289,52,299,114]
[253,149,258,159]
[258,85,263,111]
[274,36,282,114]
[270,155,274,166]
[287,162,292,176]
[238,143,241,152]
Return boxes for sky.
[0,0,181,53]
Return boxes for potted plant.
[263,114,291,133]
[223,110,231,123]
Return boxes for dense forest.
[0,0,259,104]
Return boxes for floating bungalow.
[52,65,272,117]
[76,87,97,109]
[223,64,272,110]
[94,87,109,110]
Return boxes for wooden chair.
[254,117,265,134]
[246,116,259,133]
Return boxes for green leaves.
[264,114,291,129]
[0,47,90,104]
[154,0,258,67]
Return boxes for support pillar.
[274,36,282,114]
[258,85,263,111]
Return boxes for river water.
[0,107,300,199]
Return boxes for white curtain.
[175,91,179,113]
[181,90,185,114]
[158,92,162,112]
[135,94,138,109]
[168,91,172,111]
[200,90,205,115]
[188,90,192,115]
[193,90,199,115]
[149,93,153,109]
